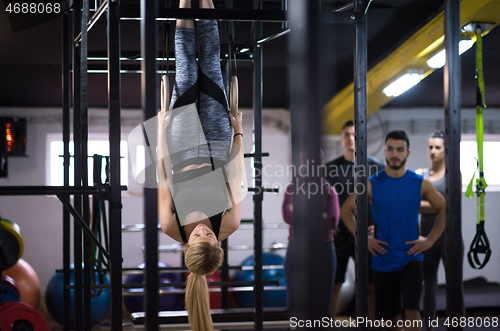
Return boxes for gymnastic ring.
[161,74,169,113]
[230,76,238,117]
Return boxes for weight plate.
[1,219,24,261]
[3,275,21,298]
[0,301,50,331]
[0,284,20,303]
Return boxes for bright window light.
[426,40,475,69]
[48,137,128,186]
[382,73,423,97]
[461,139,500,192]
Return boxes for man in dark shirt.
[324,120,384,318]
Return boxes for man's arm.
[339,193,356,236]
[406,178,446,255]
[339,180,387,256]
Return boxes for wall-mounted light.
[426,39,475,69]
[383,73,424,97]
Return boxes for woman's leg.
[170,0,198,110]
[423,243,441,329]
[196,2,231,164]
[166,0,203,171]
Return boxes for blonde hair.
[185,241,224,331]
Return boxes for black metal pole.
[253,1,264,329]
[353,1,369,326]
[62,2,71,330]
[80,1,92,329]
[108,0,123,329]
[444,0,464,326]
[72,0,83,328]
[141,0,159,329]
[289,0,324,323]
[220,18,230,310]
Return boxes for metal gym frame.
[0,0,464,330]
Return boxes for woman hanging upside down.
[156,0,244,330]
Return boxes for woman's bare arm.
[157,110,183,243]
[219,112,244,240]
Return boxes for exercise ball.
[123,262,180,313]
[45,267,111,328]
[233,253,287,308]
[337,269,355,315]
[3,258,40,309]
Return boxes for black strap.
[467,221,491,269]
[172,77,199,110]
[174,209,188,244]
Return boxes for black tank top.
[175,211,223,244]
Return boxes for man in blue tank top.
[340,131,445,331]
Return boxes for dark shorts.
[373,261,423,319]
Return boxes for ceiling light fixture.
[426,39,475,69]
[383,73,424,97]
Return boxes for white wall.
[1,106,499,299]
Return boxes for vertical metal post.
[282,0,288,29]
[253,1,264,329]
[353,1,369,326]
[220,16,230,308]
[62,2,71,330]
[108,0,123,329]
[444,0,464,326]
[72,0,83,329]
[289,0,324,322]
[80,1,92,329]
[141,0,159,329]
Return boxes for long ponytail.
[184,241,223,331]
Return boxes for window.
[461,135,500,192]
[47,134,128,186]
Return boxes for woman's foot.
[177,0,194,30]
[199,0,215,9]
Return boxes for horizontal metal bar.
[247,187,279,194]
[158,243,287,252]
[68,279,280,289]
[87,49,254,61]
[74,0,109,43]
[238,224,288,230]
[124,285,288,296]
[244,152,269,158]
[122,224,162,232]
[57,265,284,276]
[121,8,288,22]
[0,186,106,195]
[123,221,287,232]
[257,29,290,45]
[85,70,175,74]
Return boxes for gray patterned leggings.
[166,20,232,173]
